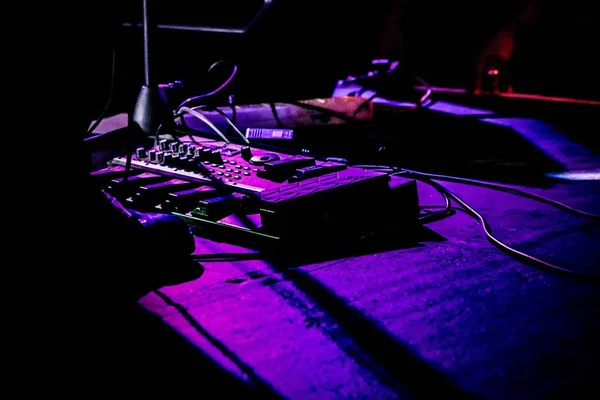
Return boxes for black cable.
[416,177,600,282]
[154,123,162,146]
[176,61,238,111]
[354,164,599,279]
[418,188,453,224]
[352,164,453,223]
[357,163,599,221]
[176,107,230,143]
[269,103,284,127]
[352,92,378,119]
[87,49,117,135]
[400,169,600,220]
[175,106,248,144]
[228,95,237,124]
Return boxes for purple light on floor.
[479,118,598,171]
[426,101,494,116]
[546,170,600,181]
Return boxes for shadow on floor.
[126,303,285,398]
[252,253,480,399]
[185,226,479,397]
[182,228,479,398]
[192,225,448,266]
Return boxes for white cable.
[178,106,230,143]
[188,104,250,144]
[224,118,250,144]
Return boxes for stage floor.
[130,93,600,399]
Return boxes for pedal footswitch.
[163,186,220,212]
[257,156,316,179]
[191,193,243,220]
[107,172,164,197]
[134,179,198,204]
[290,162,347,180]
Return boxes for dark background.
[113,0,403,111]
[109,0,598,115]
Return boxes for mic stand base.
[132,85,173,143]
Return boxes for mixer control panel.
[94,137,419,247]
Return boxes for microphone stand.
[128,0,273,142]
[132,0,172,141]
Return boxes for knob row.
[136,145,224,164]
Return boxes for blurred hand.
[474,27,516,94]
